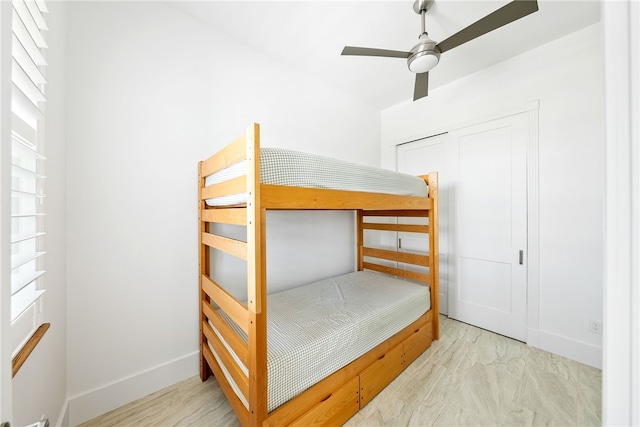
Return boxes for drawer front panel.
[289,376,360,427]
[359,320,433,408]
[402,321,432,366]
[358,343,404,407]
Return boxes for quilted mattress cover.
[204,148,429,206]
[208,270,431,412]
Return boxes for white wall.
[381,23,604,368]
[64,2,380,425]
[11,2,68,426]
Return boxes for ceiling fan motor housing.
[408,35,441,73]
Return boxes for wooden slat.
[201,175,247,201]
[362,210,429,217]
[12,322,50,377]
[201,208,247,226]
[201,274,250,334]
[363,262,430,284]
[201,135,247,178]
[202,320,249,400]
[202,343,250,426]
[202,301,249,367]
[363,247,429,267]
[261,185,432,210]
[363,223,429,233]
[202,232,247,260]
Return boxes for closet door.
[449,113,528,341]
[397,111,529,341]
[396,133,450,315]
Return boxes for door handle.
[519,250,524,265]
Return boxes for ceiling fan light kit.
[408,34,441,73]
[341,0,539,101]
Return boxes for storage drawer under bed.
[289,376,360,427]
[359,320,433,407]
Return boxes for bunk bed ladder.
[198,124,268,426]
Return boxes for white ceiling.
[168,0,601,110]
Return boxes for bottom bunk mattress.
[208,270,431,412]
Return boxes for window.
[9,0,48,357]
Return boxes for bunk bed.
[198,123,439,426]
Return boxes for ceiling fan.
[341,0,539,101]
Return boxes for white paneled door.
[451,114,528,341]
[398,112,529,341]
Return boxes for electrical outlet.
[589,319,603,334]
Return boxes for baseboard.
[438,292,448,315]
[528,328,602,369]
[67,351,199,426]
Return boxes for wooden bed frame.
[198,123,439,426]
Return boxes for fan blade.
[414,72,429,101]
[341,46,411,58]
[436,0,538,53]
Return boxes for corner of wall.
[67,352,198,426]
[528,328,602,369]
[54,399,69,427]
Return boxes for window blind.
[9,0,47,340]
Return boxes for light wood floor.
[79,316,602,426]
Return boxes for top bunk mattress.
[211,270,430,412]
[205,148,429,206]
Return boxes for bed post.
[246,123,268,425]
[198,161,212,381]
[427,172,439,340]
[356,210,364,271]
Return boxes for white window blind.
[9,0,47,354]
